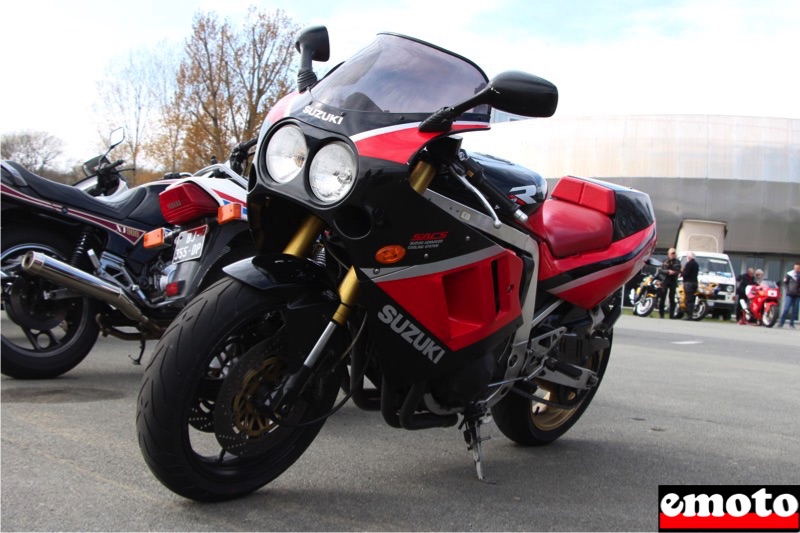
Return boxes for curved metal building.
[462,115,800,279]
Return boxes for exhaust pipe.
[21,251,162,334]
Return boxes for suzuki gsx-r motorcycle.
[136,26,657,501]
[0,141,255,379]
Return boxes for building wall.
[461,114,800,278]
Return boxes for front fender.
[223,254,342,358]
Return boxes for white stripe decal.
[547,258,638,294]
[363,244,507,282]
[350,121,489,143]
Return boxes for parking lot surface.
[2,315,799,531]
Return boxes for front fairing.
[252,33,492,200]
[249,33,496,255]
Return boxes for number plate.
[172,225,208,264]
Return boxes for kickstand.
[129,339,146,365]
[462,415,495,484]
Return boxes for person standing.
[778,262,800,328]
[681,252,699,320]
[659,248,682,319]
[736,267,755,324]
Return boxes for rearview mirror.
[108,127,125,150]
[483,71,558,118]
[295,26,330,92]
[419,71,558,132]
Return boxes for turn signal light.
[218,203,244,224]
[144,228,166,249]
[375,245,406,264]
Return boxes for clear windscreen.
[309,34,490,116]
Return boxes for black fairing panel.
[612,189,656,242]
[429,151,547,214]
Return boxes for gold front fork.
[283,160,437,327]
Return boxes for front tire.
[692,298,708,321]
[137,277,343,501]
[1,226,100,379]
[634,296,655,317]
[491,334,611,446]
[763,305,778,328]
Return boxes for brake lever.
[459,152,528,224]
[448,162,503,229]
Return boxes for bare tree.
[1,131,64,173]
[168,8,297,170]
[142,44,186,175]
[94,48,162,182]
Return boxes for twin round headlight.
[265,124,356,203]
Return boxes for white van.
[677,251,737,320]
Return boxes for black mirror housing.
[295,26,330,92]
[486,71,558,118]
[420,70,558,132]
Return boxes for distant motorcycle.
[740,280,780,327]
[672,282,714,320]
[630,271,663,317]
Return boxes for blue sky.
[2,0,798,167]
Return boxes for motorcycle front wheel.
[634,296,655,317]
[762,305,778,327]
[137,277,343,502]
[491,334,611,446]
[1,226,100,379]
[692,298,708,320]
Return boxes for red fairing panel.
[264,92,300,126]
[375,249,523,351]
[538,225,657,309]
[352,122,490,165]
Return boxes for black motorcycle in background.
[1,134,255,379]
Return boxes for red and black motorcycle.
[740,280,781,327]
[136,26,657,501]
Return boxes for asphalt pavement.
[2,314,799,531]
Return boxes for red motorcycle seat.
[527,199,613,258]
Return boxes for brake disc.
[213,336,303,457]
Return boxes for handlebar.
[99,159,125,173]
[449,151,529,226]
[228,138,258,175]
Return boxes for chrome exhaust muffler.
[21,251,161,334]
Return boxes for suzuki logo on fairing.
[377,304,445,364]
[302,106,344,125]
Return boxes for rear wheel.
[1,226,99,379]
[491,334,611,445]
[137,278,343,501]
